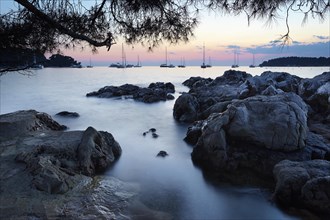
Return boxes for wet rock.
[173,93,199,123]
[183,76,213,89]
[149,128,157,133]
[152,133,159,138]
[87,82,175,103]
[157,151,168,157]
[191,93,311,180]
[0,110,133,219]
[56,111,80,117]
[142,128,159,138]
[209,70,252,87]
[0,110,66,139]
[77,126,121,176]
[299,72,330,116]
[273,160,330,215]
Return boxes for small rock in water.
[152,133,159,138]
[149,128,157,133]
[157,151,168,157]
[56,111,79,117]
[142,128,158,137]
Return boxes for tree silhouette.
[1,1,329,59]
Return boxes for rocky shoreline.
[0,110,137,218]
[1,71,329,219]
[174,70,330,216]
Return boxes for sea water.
[1,66,328,219]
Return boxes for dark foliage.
[259,56,330,67]
[44,54,81,67]
[1,0,328,55]
[0,48,47,68]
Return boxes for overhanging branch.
[14,0,116,50]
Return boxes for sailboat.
[249,53,256,68]
[134,55,142,67]
[160,47,169,67]
[86,57,93,68]
[178,57,186,68]
[117,43,126,68]
[160,47,175,68]
[201,43,207,68]
[231,51,239,68]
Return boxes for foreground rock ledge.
[0,110,137,219]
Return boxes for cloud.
[227,45,241,50]
[246,41,330,57]
[313,35,329,40]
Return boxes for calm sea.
[1,66,328,219]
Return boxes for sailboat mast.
[237,52,239,66]
[121,43,125,67]
[234,51,236,66]
[203,43,205,65]
[165,47,168,66]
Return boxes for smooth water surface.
[1,66,327,219]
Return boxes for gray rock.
[0,110,134,219]
[0,109,66,139]
[87,82,175,103]
[209,70,252,87]
[157,151,168,157]
[299,72,330,114]
[56,111,80,117]
[173,93,199,123]
[77,126,121,176]
[273,159,330,214]
[191,93,312,180]
[183,76,213,89]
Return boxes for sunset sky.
[1,0,329,66]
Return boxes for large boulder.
[299,72,330,114]
[78,126,121,176]
[273,159,330,215]
[191,93,311,180]
[173,93,199,123]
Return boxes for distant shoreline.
[259,56,330,67]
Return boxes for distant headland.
[259,56,330,67]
